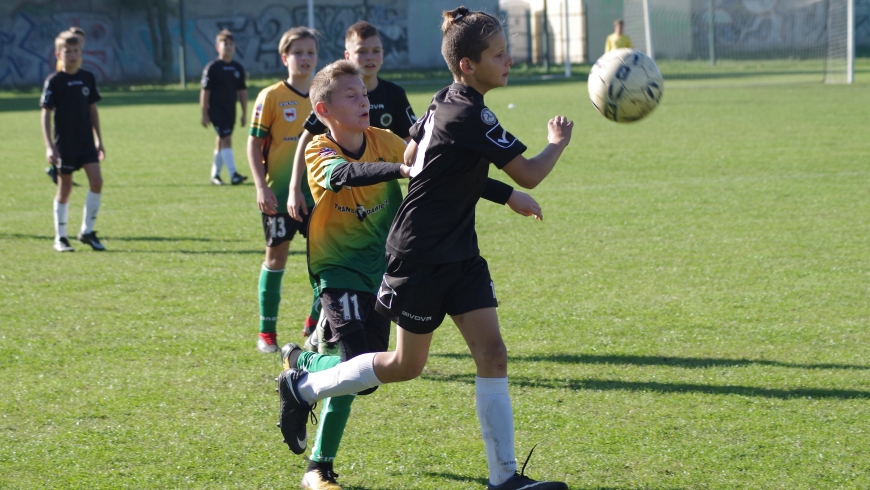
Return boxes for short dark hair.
[345,20,380,43]
[310,60,362,117]
[440,6,503,78]
[216,29,234,44]
[55,31,80,52]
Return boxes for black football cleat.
[276,368,315,454]
[77,231,105,251]
[230,172,248,185]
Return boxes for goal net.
[614,0,855,85]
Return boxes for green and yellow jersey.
[249,80,314,213]
[306,127,407,294]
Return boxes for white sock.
[80,191,101,235]
[54,200,69,239]
[211,150,223,177]
[297,352,382,403]
[476,376,517,486]
[219,148,237,175]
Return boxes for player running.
[277,7,573,490]
[289,20,417,338]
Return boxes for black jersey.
[40,69,101,158]
[386,83,527,264]
[304,77,416,139]
[201,59,246,115]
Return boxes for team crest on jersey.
[254,103,263,119]
[379,113,393,127]
[481,108,497,125]
[234,70,240,78]
[318,147,338,157]
[283,107,297,122]
[82,86,90,96]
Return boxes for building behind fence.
[2,0,868,87]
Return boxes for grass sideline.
[1,75,869,489]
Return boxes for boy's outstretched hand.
[548,116,573,148]
[506,190,543,221]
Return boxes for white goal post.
[617,0,855,84]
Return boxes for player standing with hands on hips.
[277,7,573,489]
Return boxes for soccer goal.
[618,0,855,85]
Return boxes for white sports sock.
[211,150,223,177]
[219,148,237,175]
[54,200,69,239]
[476,376,517,487]
[80,191,101,235]
[297,352,381,403]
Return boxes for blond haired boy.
[41,31,106,252]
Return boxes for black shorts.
[209,109,235,137]
[319,288,390,353]
[57,151,99,175]
[261,212,309,247]
[374,253,498,335]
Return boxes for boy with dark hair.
[41,31,106,252]
[278,57,543,489]
[201,29,248,186]
[288,20,417,338]
[277,6,572,490]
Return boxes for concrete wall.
[0,0,497,87]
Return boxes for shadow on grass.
[420,371,870,400]
[431,352,870,371]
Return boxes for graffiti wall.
[0,0,415,87]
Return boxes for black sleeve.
[87,73,101,104]
[481,178,513,205]
[40,75,56,109]
[201,62,214,89]
[389,86,415,139]
[237,63,247,90]
[329,162,403,190]
[303,112,328,135]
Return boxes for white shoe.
[257,333,279,353]
[53,237,75,252]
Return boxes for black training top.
[201,59,246,115]
[304,77,416,139]
[385,83,527,264]
[40,69,102,158]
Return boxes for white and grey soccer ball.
[588,48,663,123]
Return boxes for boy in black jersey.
[276,7,573,490]
[200,29,248,186]
[41,31,106,252]
[288,20,418,337]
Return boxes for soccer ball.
[587,48,663,123]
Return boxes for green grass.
[1,73,869,489]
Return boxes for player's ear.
[344,50,351,61]
[459,57,474,75]
[314,100,329,119]
[281,52,289,67]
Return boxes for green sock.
[258,265,284,333]
[297,351,340,372]
[310,394,354,463]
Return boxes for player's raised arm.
[501,116,573,189]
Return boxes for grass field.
[1,70,869,489]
